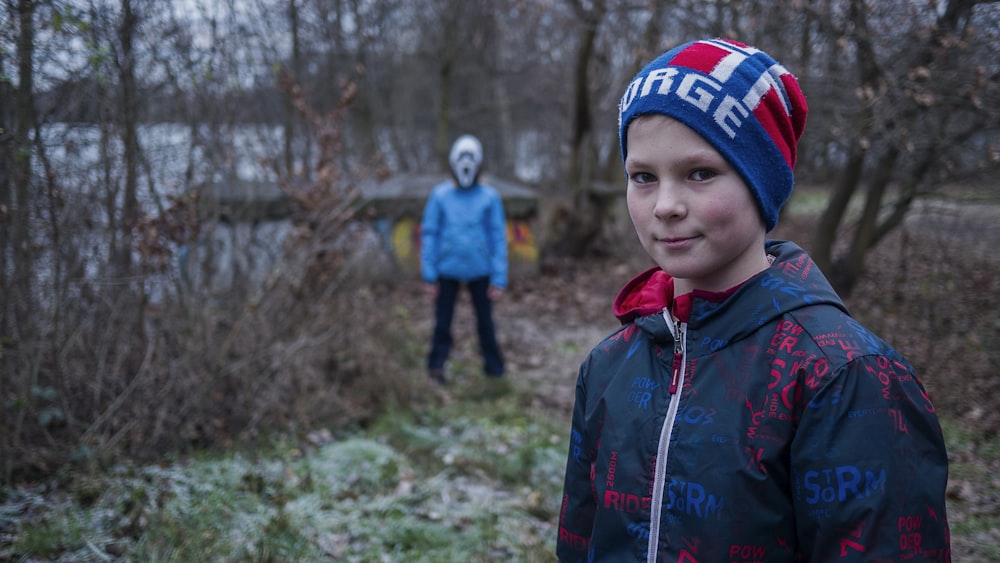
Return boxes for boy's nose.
[652,184,686,220]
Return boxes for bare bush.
[0,69,423,485]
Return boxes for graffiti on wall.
[389,217,539,277]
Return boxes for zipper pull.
[670,320,683,394]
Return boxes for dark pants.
[428,277,504,376]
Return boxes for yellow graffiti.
[391,217,421,275]
[392,218,419,260]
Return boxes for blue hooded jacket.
[420,181,508,288]
[557,240,950,562]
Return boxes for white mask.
[449,135,483,189]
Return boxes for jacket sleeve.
[488,192,508,288]
[557,359,596,562]
[791,354,950,561]
[420,192,441,283]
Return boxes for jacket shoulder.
[478,183,502,201]
[579,322,655,382]
[430,181,454,196]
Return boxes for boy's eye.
[630,171,656,184]
[689,169,717,182]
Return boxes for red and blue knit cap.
[618,38,808,231]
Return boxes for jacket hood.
[614,240,847,338]
[612,265,675,323]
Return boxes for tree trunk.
[434,0,463,168]
[833,145,900,294]
[11,0,36,333]
[5,0,37,486]
[118,0,139,276]
[602,1,664,179]
[813,140,865,275]
[567,18,596,190]
[284,0,300,177]
[545,0,606,258]
[349,0,378,170]
[812,0,881,295]
[0,21,12,337]
[486,7,515,178]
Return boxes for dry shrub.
[0,71,425,484]
[104,77,423,464]
[155,220,418,449]
[0,183,423,485]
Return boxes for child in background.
[421,135,508,384]
[556,38,950,562]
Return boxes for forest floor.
[1,189,998,561]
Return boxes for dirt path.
[404,256,633,418]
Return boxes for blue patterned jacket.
[557,240,950,562]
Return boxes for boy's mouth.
[657,235,698,249]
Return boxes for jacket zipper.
[647,313,686,562]
[669,318,684,394]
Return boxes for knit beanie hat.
[618,38,807,231]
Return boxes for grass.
[940,417,1000,561]
[0,380,567,562]
[7,392,993,561]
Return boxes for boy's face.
[625,114,769,294]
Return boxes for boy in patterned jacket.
[556,38,950,562]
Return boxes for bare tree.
[542,0,609,258]
[811,0,1000,295]
[117,0,140,276]
[283,0,302,176]
[9,0,35,340]
[0,2,14,341]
